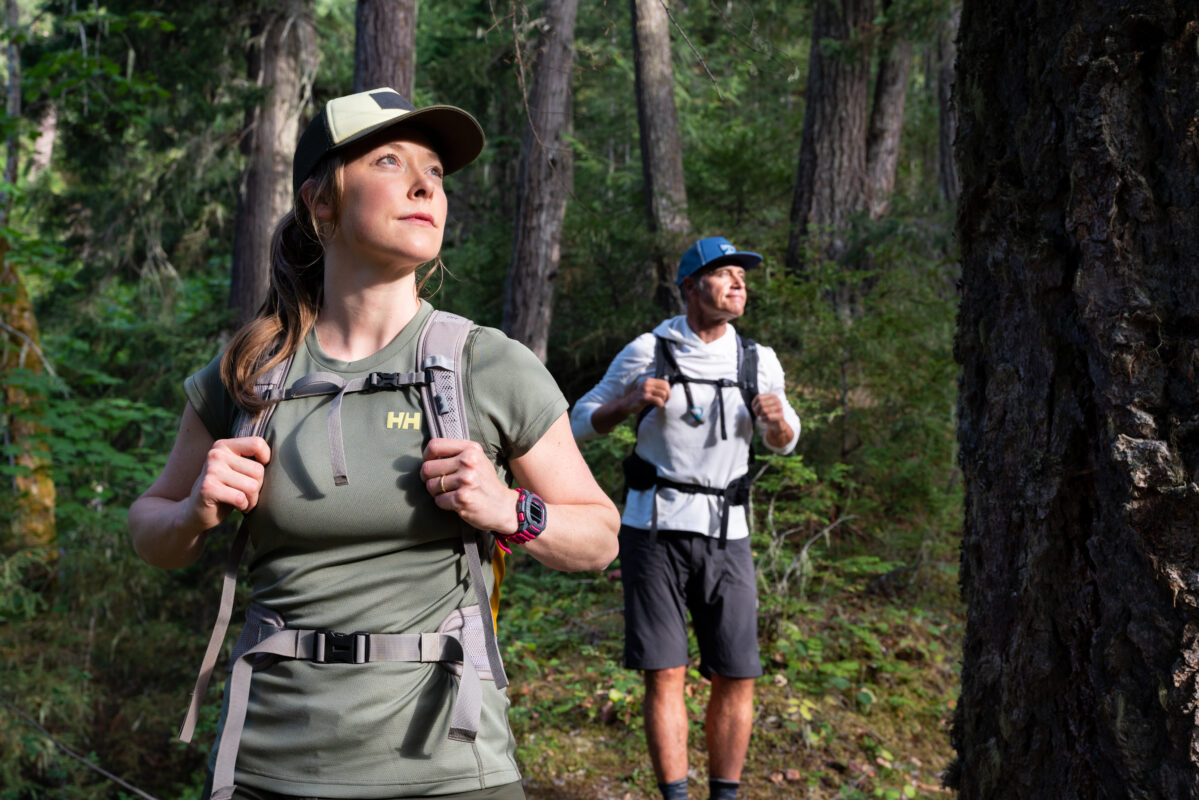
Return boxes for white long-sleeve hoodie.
[571,316,800,540]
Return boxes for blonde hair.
[220,153,444,413]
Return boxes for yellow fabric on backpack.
[490,548,505,628]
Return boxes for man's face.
[687,264,747,322]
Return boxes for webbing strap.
[647,475,746,548]
[208,620,482,800]
[178,525,249,743]
[285,370,430,486]
[656,337,747,440]
[183,354,289,744]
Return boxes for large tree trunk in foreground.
[229,1,316,327]
[950,2,1199,798]
[630,0,687,315]
[502,0,578,362]
[785,0,873,272]
[1,0,55,553]
[354,0,417,98]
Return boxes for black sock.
[709,777,739,800]
[659,778,689,800]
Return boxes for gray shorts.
[618,525,763,679]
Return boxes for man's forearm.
[589,395,637,434]
[764,419,795,450]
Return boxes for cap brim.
[332,104,485,176]
[702,251,763,271]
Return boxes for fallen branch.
[0,696,162,800]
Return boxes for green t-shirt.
[184,301,566,798]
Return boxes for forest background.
[0,1,964,798]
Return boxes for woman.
[129,87,620,800]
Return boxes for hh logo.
[386,411,422,430]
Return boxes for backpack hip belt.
[622,450,752,547]
[199,601,495,800]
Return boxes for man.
[570,236,800,800]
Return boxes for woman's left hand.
[421,438,518,534]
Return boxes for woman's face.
[319,130,448,271]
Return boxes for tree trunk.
[936,3,960,207]
[354,0,417,98]
[864,4,911,220]
[1,0,55,554]
[229,1,317,328]
[630,0,687,315]
[502,0,578,362]
[950,2,1199,798]
[785,0,873,272]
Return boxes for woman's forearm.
[520,499,620,572]
[129,494,209,570]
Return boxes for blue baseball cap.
[676,236,763,285]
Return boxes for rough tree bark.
[630,0,687,315]
[865,1,911,220]
[0,0,55,553]
[936,3,960,207]
[950,2,1199,798]
[354,0,417,98]
[229,1,317,327]
[502,0,578,362]
[785,0,874,272]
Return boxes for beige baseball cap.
[292,87,485,196]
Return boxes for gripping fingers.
[200,441,268,513]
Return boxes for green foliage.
[0,0,962,797]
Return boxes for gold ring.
[439,475,446,494]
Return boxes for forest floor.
[0,529,961,800]
[503,551,963,800]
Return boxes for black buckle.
[313,630,370,664]
[364,372,402,393]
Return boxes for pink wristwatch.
[495,488,547,554]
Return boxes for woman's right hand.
[131,404,270,570]
[183,436,271,531]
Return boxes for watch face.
[526,496,547,530]
[519,490,547,534]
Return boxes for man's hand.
[752,393,794,449]
[626,377,670,414]
[591,377,671,434]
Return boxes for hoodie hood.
[651,315,736,349]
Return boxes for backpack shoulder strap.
[179,349,294,745]
[232,352,296,440]
[417,310,473,440]
[416,310,510,690]
[737,335,759,419]
[655,335,682,381]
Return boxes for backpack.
[621,334,759,546]
[177,310,508,800]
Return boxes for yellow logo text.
[386,411,422,430]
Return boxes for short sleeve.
[464,326,568,461]
[183,351,239,441]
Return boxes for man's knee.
[709,673,755,700]
[645,665,688,691]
